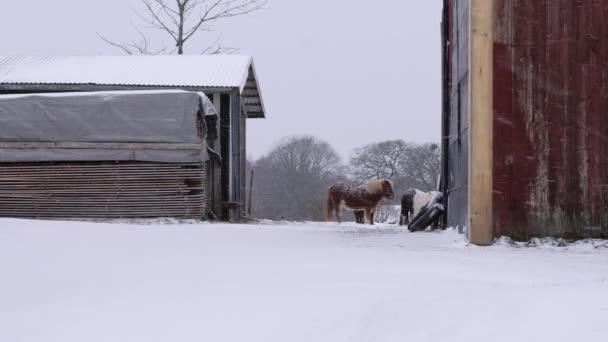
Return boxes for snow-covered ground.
[2,218,608,342]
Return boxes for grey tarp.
[0,90,217,162]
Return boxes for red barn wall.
[493,0,608,240]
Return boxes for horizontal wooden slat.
[0,207,204,212]
[0,161,207,219]
[0,176,203,181]
[0,189,203,195]
[0,142,203,150]
[0,195,204,201]
[0,170,204,175]
[0,163,203,169]
[0,207,205,213]
[0,213,204,218]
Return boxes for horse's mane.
[366,179,393,194]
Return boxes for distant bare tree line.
[248,136,441,222]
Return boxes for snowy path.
[1,219,608,342]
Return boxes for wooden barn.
[0,55,266,221]
[440,0,608,244]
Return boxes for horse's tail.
[325,190,335,222]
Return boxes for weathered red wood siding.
[493,0,608,240]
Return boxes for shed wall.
[493,0,608,239]
[0,161,207,219]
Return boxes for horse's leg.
[370,210,375,225]
[326,194,334,222]
[335,204,342,223]
[364,208,371,224]
[355,210,364,224]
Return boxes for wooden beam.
[230,89,241,221]
[209,92,222,218]
[239,97,247,218]
[219,93,231,221]
[468,0,494,245]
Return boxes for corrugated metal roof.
[0,55,265,118]
[0,55,251,88]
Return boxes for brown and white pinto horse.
[326,179,395,225]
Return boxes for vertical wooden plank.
[220,93,231,220]
[230,89,241,221]
[208,93,222,218]
[468,0,494,245]
[240,104,247,218]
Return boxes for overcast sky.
[0,0,442,160]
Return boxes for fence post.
[248,169,255,216]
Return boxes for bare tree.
[349,140,441,195]
[399,142,441,191]
[350,140,411,181]
[252,136,342,221]
[250,137,441,221]
[99,0,268,55]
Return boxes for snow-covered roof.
[0,55,265,118]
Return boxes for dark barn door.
[443,0,470,232]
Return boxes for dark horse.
[399,188,439,226]
[354,210,364,223]
[399,188,417,226]
[326,179,395,225]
